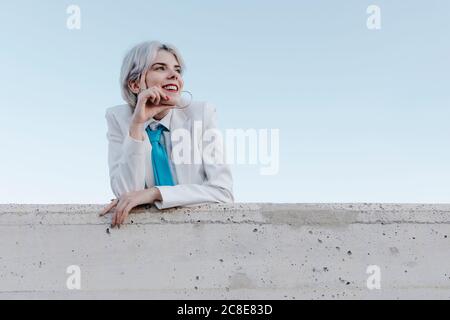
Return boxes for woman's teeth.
[163,85,178,91]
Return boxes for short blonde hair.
[120,41,186,107]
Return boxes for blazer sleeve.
[105,109,146,198]
[153,103,234,209]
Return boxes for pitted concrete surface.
[1,203,450,299]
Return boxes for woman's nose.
[167,69,179,80]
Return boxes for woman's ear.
[128,79,140,94]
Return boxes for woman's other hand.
[99,187,162,228]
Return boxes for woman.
[100,41,234,227]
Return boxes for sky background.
[0,0,449,204]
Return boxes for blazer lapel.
[169,108,192,184]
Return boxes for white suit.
[105,101,234,209]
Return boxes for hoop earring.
[176,90,193,109]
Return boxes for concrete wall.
[1,203,450,299]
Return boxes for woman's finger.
[140,88,154,98]
[140,88,168,106]
[155,87,169,103]
[112,199,125,227]
[111,206,120,227]
[111,211,117,227]
[99,199,118,216]
[119,200,134,225]
[112,210,120,228]
[139,69,148,92]
[153,88,161,105]
[143,91,157,105]
[101,199,118,215]
[149,92,157,104]
[113,199,130,227]
[138,89,153,105]
[119,203,134,225]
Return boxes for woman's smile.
[162,83,179,92]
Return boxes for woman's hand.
[131,71,175,125]
[99,187,162,228]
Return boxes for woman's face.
[142,50,184,104]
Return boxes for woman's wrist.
[129,122,145,141]
[140,187,161,205]
[151,187,162,201]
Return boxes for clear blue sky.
[1,0,449,204]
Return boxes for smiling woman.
[100,41,234,228]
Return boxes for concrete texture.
[1,203,450,300]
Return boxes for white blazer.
[105,101,234,209]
